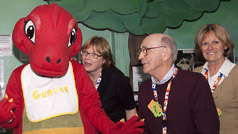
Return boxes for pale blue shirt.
[151,64,175,85]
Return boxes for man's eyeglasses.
[137,46,166,57]
[81,50,102,59]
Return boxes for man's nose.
[138,52,143,60]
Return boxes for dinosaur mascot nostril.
[0,3,144,134]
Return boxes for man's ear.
[162,47,172,62]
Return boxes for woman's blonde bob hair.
[195,24,234,60]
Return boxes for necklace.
[90,73,100,82]
[91,79,98,82]
[89,71,102,89]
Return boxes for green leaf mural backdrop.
[53,0,221,35]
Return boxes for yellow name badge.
[148,99,163,118]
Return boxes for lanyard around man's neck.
[151,67,178,134]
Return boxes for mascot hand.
[0,94,15,124]
[110,115,144,134]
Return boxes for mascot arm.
[0,65,25,130]
[73,61,144,134]
[73,61,115,133]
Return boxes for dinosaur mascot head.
[12,3,82,77]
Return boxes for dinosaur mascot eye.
[68,27,77,48]
[24,20,35,44]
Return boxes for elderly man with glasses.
[137,33,219,134]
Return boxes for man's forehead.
[141,37,160,47]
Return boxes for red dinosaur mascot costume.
[0,3,143,134]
